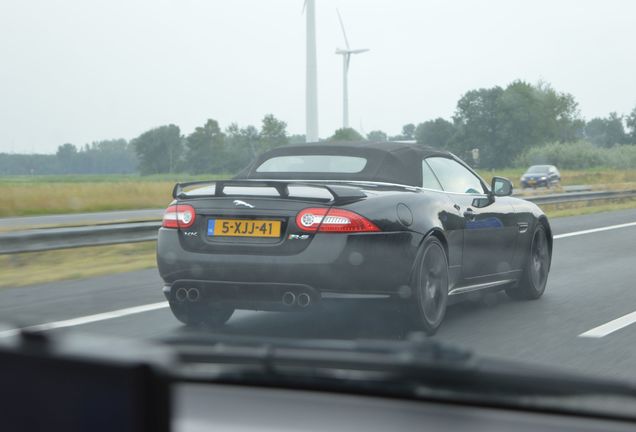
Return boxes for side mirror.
[491,176,513,197]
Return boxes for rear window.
[255,155,367,173]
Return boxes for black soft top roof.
[243,141,452,186]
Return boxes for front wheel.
[408,236,449,335]
[506,224,550,300]
[169,302,235,328]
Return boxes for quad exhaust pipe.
[175,287,200,303]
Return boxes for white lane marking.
[567,221,636,337]
[579,311,636,338]
[554,221,636,239]
[0,301,168,339]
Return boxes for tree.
[259,114,288,152]
[132,124,183,175]
[414,118,455,148]
[452,81,583,168]
[56,143,77,173]
[585,112,627,148]
[627,106,636,144]
[329,128,364,141]
[288,134,306,144]
[452,86,504,165]
[366,130,388,141]
[224,123,260,173]
[401,123,416,140]
[185,119,225,174]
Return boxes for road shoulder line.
[554,221,636,239]
[579,310,636,338]
[0,301,168,339]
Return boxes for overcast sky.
[1,0,635,153]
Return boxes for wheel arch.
[408,228,449,280]
[538,215,553,257]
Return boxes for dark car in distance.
[157,142,553,334]
[520,165,561,189]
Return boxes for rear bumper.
[157,228,422,301]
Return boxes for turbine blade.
[302,0,306,14]
[336,9,350,50]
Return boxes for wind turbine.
[303,0,319,142]
[335,9,369,129]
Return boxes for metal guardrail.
[0,222,160,254]
[523,189,636,205]
[1,189,634,254]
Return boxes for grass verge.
[542,198,636,219]
[0,242,157,289]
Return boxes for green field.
[1,169,635,218]
[1,173,226,217]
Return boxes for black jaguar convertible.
[157,142,552,334]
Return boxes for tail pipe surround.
[282,291,296,306]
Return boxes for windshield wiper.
[162,333,636,401]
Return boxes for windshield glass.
[2,0,636,420]
[526,165,551,174]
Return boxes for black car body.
[157,142,552,333]
[520,165,561,188]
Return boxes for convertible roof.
[243,141,453,186]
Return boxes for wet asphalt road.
[1,208,636,380]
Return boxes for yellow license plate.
[208,219,281,237]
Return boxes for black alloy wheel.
[506,224,550,300]
[410,236,449,335]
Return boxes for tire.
[408,236,449,335]
[169,301,234,328]
[506,224,550,300]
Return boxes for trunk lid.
[172,180,366,255]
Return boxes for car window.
[425,157,485,194]
[421,160,443,190]
[256,155,367,173]
[527,165,550,174]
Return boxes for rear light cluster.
[162,204,196,229]
[296,208,380,233]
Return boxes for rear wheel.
[408,237,449,335]
[506,224,550,300]
[169,302,234,328]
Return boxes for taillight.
[296,208,380,233]
[162,204,196,229]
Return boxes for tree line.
[0,139,137,175]
[391,81,636,168]
[132,115,304,176]
[2,80,635,175]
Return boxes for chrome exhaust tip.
[297,293,311,308]
[282,291,296,306]
[187,288,200,302]
[175,287,188,302]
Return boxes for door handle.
[463,208,476,221]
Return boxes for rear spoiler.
[172,180,367,204]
